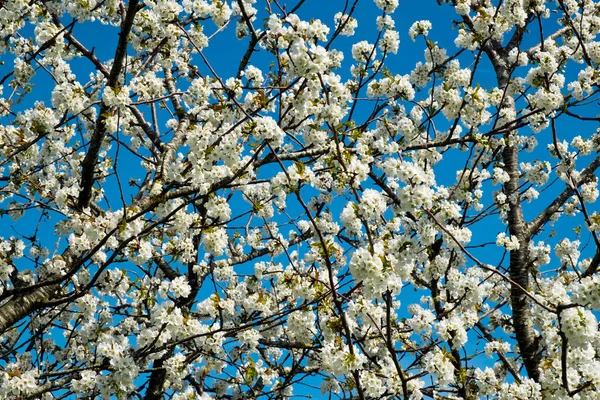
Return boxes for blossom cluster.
[3,0,600,399]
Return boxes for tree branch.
[78,0,141,209]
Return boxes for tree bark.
[488,42,542,380]
[78,0,141,209]
[0,283,60,334]
[503,143,541,381]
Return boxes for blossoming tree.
[2,0,600,398]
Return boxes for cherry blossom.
[2,0,600,399]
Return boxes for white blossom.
[408,20,432,41]
[496,232,520,251]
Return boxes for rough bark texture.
[504,143,542,381]
[0,283,60,334]
[489,42,543,381]
[143,357,169,400]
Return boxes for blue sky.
[2,0,600,398]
